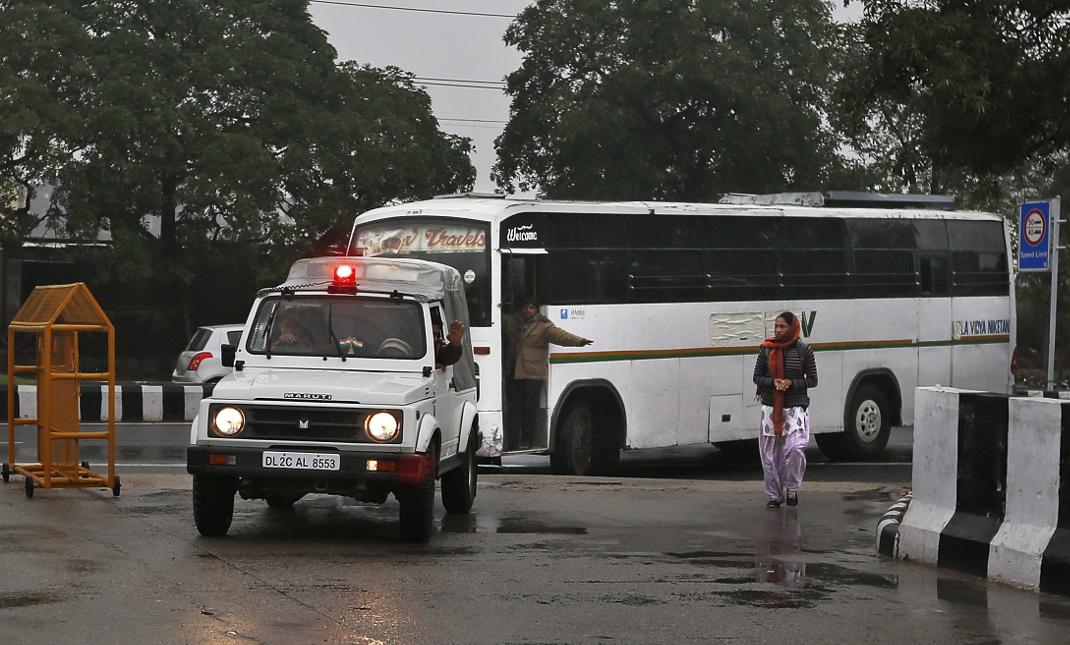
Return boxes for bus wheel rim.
[854,400,882,443]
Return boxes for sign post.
[1020,198,1062,389]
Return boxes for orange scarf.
[761,317,801,436]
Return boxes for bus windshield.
[246,296,427,360]
[350,219,491,326]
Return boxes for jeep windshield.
[246,296,427,359]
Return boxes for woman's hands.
[774,378,791,392]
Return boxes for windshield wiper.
[263,302,280,359]
[326,301,347,362]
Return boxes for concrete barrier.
[0,383,211,423]
[897,386,1070,596]
[989,397,1061,590]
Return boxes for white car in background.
[172,324,244,385]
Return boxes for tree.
[494,0,857,199]
[837,1,1070,182]
[0,3,92,251]
[0,0,474,375]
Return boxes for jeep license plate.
[262,451,340,471]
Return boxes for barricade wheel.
[2,462,9,483]
[112,476,121,497]
[24,477,33,498]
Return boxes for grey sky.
[308,1,865,194]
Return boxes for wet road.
[1,426,1068,643]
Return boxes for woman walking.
[753,312,818,508]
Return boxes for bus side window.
[920,256,948,296]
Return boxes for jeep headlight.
[365,411,399,442]
[213,406,246,436]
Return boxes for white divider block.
[899,387,963,564]
[184,387,203,422]
[18,386,36,419]
[101,385,121,422]
[988,397,1062,590]
[142,385,163,422]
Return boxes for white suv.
[172,325,244,384]
[186,256,479,542]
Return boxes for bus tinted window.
[780,218,848,299]
[351,219,492,326]
[628,250,707,302]
[847,220,918,297]
[948,220,1008,296]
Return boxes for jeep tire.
[193,474,237,537]
[399,446,437,542]
[441,431,477,514]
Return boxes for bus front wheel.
[551,402,619,476]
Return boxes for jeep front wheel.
[399,446,437,542]
[441,431,478,514]
[193,474,237,537]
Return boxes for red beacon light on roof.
[329,263,358,293]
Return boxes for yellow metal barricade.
[2,283,119,497]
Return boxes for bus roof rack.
[719,191,957,210]
[432,191,506,200]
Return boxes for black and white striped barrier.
[898,387,1070,595]
[877,492,912,558]
[1012,387,1070,400]
[0,383,212,423]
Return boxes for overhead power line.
[412,76,504,87]
[439,117,508,124]
[308,1,515,19]
[417,80,506,91]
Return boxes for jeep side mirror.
[221,344,236,368]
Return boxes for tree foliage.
[837,1,1070,186]
[0,0,474,268]
[494,0,858,200]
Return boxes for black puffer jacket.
[752,341,818,408]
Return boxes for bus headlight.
[213,407,246,436]
[365,412,399,442]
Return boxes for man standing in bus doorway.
[508,295,593,449]
[752,312,818,508]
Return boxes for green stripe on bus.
[549,335,1010,364]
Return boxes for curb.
[0,383,214,423]
[877,492,912,558]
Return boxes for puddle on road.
[937,578,989,607]
[841,488,896,502]
[716,589,816,610]
[496,518,587,535]
[0,592,60,609]
[666,550,750,559]
[806,563,898,589]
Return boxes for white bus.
[347,193,1013,475]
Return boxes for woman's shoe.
[786,490,798,507]
[766,499,782,509]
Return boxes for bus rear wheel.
[551,402,619,476]
[819,383,892,460]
